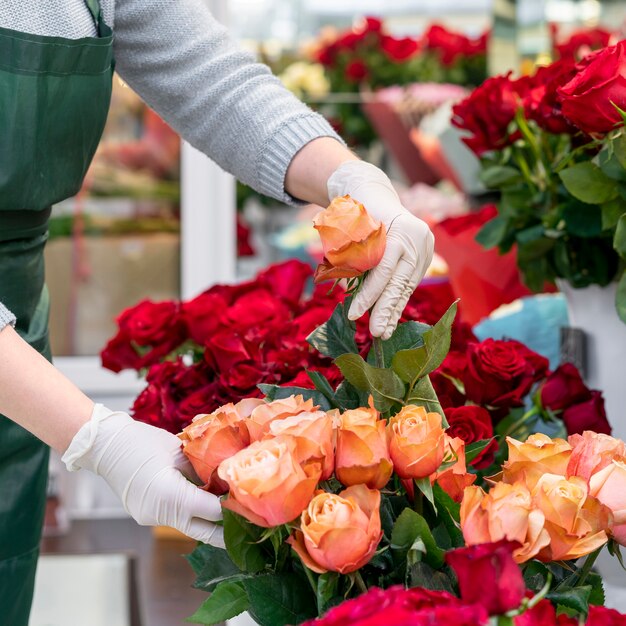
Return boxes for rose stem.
[373,337,385,369]
[353,570,368,595]
[577,547,602,587]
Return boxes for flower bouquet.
[109,197,624,626]
[451,39,626,322]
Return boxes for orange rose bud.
[590,459,626,546]
[313,195,386,283]
[502,434,572,490]
[335,401,393,489]
[533,474,610,560]
[179,399,260,494]
[245,395,316,442]
[266,410,335,480]
[567,431,626,483]
[217,435,321,528]
[387,405,446,480]
[288,484,382,574]
[431,436,476,503]
[460,482,551,563]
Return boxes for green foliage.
[223,510,267,573]
[406,376,446,421]
[547,586,592,617]
[391,508,445,569]
[258,384,333,411]
[186,581,249,625]
[366,321,430,367]
[307,302,358,359]
[559,162,619,204]
[186,544,242,592]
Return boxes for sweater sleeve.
[113,0,343,204]
[0,302,16,332]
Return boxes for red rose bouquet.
[452,41,626,322]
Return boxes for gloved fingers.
[368,256,417,338]
[382,265,422,340]
[174,450,201,483]
[185,518,226,548]
[188,483,223,522]
[348,244,403,321]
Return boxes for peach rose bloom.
[266,410,335,480]
[179,406,252,494]
[590,459,626,546]
[387,405,446,480]
[246,395,316,441]
[335,402,393,489]
[460,482,550,563]
[533,473,610,560]
[502,434,572,489]
[218,435,321,527]
[288,484,382,573]
[431,436,476,503]
[567,431,626,483]
[313,195,386,283]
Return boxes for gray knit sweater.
[0,0,342,330]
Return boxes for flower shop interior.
[19,0,626,625]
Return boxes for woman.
[0,1,434,623]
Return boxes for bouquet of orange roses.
[180,197,626,626]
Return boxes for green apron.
[0,2,113,623]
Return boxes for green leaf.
[480,165,522,188]
[517,237,556,262]
[432,484,464,547]
[563,202,604,238]
[258,385,332,412]
[559,162,619,204]
[615,214,626,259]
[547,585,591,616]
[186,544,241,591]
[334,353,406,412]
[617,270,626,324]
[392,301,458,384]
[367,321,430,367]
[223,509,267,573]
[476,215,509,249]
[599,136,626,182]
[334,380,369,410]
[244,573,317,626]
[316,572,340,615]
[305,370,339,407]
[523,560,550,592]
[307,302,358,358]
[464,438,495,465]
[415,477,436,510]
[587,572,605,606]
[409,562,456,593]
[613,132,626,169]
[406,376,446,424]
[601,199,624,231]
[186,581,249,625]
[390,508,445,569]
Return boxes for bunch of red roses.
[552,24,615,61]
[303,540,626,626]
[101,260,474,434]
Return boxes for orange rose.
[460,482,550,563]
[590,459,626,546]
[246,395,316,441]
[266,410,335,480]
[218,435,321,527]
[288,484,382,573]
[431,436,476,503]
[179,406,251,494]
[313,195,386,283]
[567,431,626,483]
[387,405,446,480]
[335,402,393,489]
[502,434,572,489]
[533,474,610,560]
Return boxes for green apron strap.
[83,0,103,31]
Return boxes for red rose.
[515,599,557,626]
[556,27,614,60]
[363,17,383,33]
[257,259,312,306]
[521,59,579,134]
[587,606,626,626]
[205,331,257,372]
[117,299,184,346]
[444,405,497,468]
[558,41,626,134]
[178,382,221,422]
[131,384,163,427]
[452,73,523,155]
[181,292,228,345]
[562,390,612,436]
[219,362,266,393]
[446,541,526,616]
[236,213,255,257]
[539,363,591,412]
[345,60,369,83]
[101,331,143,373]
[225,288,290,331]
[291,307,335,343]
[381,35,420,61]
[423,24,472,66]
[464,339,549,411]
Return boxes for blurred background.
[37,1,625,625]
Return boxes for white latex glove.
[62,404,224,547]
[327,161,435,339]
